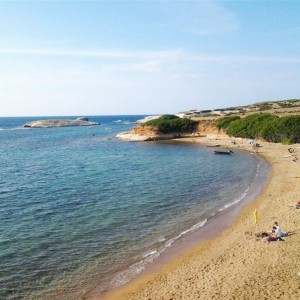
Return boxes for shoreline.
[94,146,269,300]
[96,135,300,300]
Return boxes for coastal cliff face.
[116,126,170,141]
[23,118,99,128]
[116,119,222,142]
[197,120,226,136]
[116,125,196,141]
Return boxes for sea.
[0,115,269,299]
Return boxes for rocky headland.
[23,117,100,128]
[116,125,200,142]
[116,119,219,142]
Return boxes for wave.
[218,186,250,212]
[142,250,158,259]
[113,120,134,125]
[218,160,262,212]
[0,187,24,195]
[109,158,266,293]
[165,219,208,248]
[110,218,208,289]
[0,127,29,131]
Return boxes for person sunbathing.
[262,230,278,242]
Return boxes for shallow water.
[0,116,263,299]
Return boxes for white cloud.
[0,48,139,59]
[2,47,300,66]
[1,46,300,116]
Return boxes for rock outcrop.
[23,117,99,128]
[116,119,224,142]
[116,125,196,142]
[197,120,226,136]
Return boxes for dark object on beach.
[255,232,269,238]
[207,144,221,147]
[213,150,234,155]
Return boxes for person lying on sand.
[262,230,281,243]
[288,201,300,209]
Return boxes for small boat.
[213,150,233,155]
[206,144,220,147]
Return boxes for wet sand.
[97,136,300,300]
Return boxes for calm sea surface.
[0,116,268,299]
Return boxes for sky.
[0,0,300,117]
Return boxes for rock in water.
[23,117,100,128]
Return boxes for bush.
[224,113,300,143]
[256,103,273,111]
[277,102,293,108]
[144,115,198,134]
[275,115,300,143]
[226,114,278,139]
[216,116,241,129]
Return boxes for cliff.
[196,120,226,136]
[116,119,224,142]
[116,125,196,141]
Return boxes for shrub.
[226,114,276,139]
[256,103,272,111]
[216,116,240,129]
[275,115,300,143]
[224,113,300,143]
[144,115,198,134]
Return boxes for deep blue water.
[0,116,265,299]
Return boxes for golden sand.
[100,136,300,300]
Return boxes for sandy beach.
[101,135,300,300]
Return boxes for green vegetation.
[220,113,300,143]
[277,102,294,108]
[216,116,240,129]
[144,115,198,134]
[203,114,219,117]
[224,106,239,110]
[226,113,277,139]
[256,103,273,111]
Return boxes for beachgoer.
[252,144,258,152]
[273,222,288,238]
[273,226,284,241]
[262,230,278,243]
[255,232,269,238]
[288,148,295,153]
[294,201,300,209]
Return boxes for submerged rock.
[23,117,100,128]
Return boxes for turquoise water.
[0,116,266,299]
